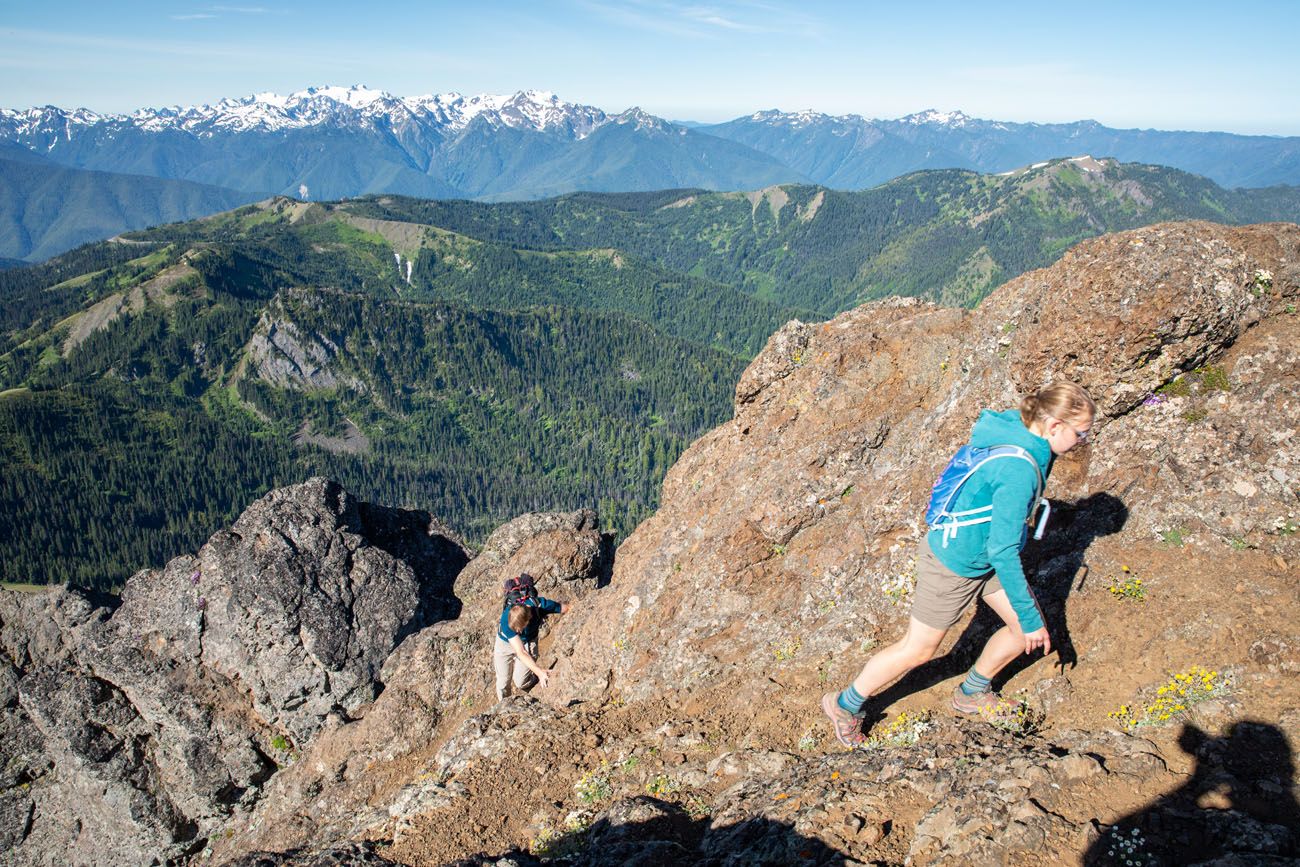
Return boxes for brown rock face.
[549,222,1300,724]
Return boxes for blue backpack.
[925,444,1050,548]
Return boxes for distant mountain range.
[2,89,1298,261]
[0,145,260,260]
[0,88,800,206]
[702,109,1300,190]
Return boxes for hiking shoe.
[951,684,1001,715]
[821,693,867,748]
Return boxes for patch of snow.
[901,109,972,127]
[614,107,666,133]
[253,91,290,109]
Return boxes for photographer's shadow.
[1083,721,1299,864]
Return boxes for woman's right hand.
[535,669,551,689]
[1023,627,1052,656]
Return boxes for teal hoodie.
[926,409,1053,634]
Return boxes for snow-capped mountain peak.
[613,107,672,134]
[0,105,103,140]
[900,109,973,127]
[290,84,389,109]
[737,107,981,130]
[743,109,832,128]
[0,87,614,141]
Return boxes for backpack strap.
[930,445,1048,547]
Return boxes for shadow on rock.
[596,531,617,590]
[994,490,1130,679]
[222,800,849,866]
[435,796,848,866]
[352,500,470,631]
[862,491,1129,726]
[1083,722,1299,865]
[226,841,399,866]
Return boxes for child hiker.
[494,573,570,700]
[822,382,1096,746]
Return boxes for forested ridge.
[350,159,1300,309]
[1,234,740,587]
[2,159,1297,590]
[0,156,261,261]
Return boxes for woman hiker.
[822,382,1096,747]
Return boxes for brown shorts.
[910,536,1003,630]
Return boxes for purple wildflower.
[197,596,207,610]
[1142,394,1166,407]
[190,570,201,585]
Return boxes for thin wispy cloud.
[578,0,819,40]
[683,0,822,35]
[169,5,279,22]
[576,1,708,39]
[680,6,763,32]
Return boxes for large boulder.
[105,477,467,743]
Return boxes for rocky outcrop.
[0,479,470,865]
[246,312,365,392]
[453,509,609,606]
[546,221,1300,725]
[410,220,1296,865]
[204,508,609,862]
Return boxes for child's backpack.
[503,573,538,608]
[925,444,1050,547]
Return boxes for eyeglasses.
[1053,417,1092,445]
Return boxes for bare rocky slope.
[2,220,1298,866]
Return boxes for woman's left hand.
[1023,627,1052,656]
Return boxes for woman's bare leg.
[969,589,1028,681]
[849,617,948,699]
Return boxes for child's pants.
[493,637,538,699]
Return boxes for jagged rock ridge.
[0,479,471,863]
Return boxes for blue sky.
[3,0,1298,134]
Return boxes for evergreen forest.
[2,159,1296,590]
